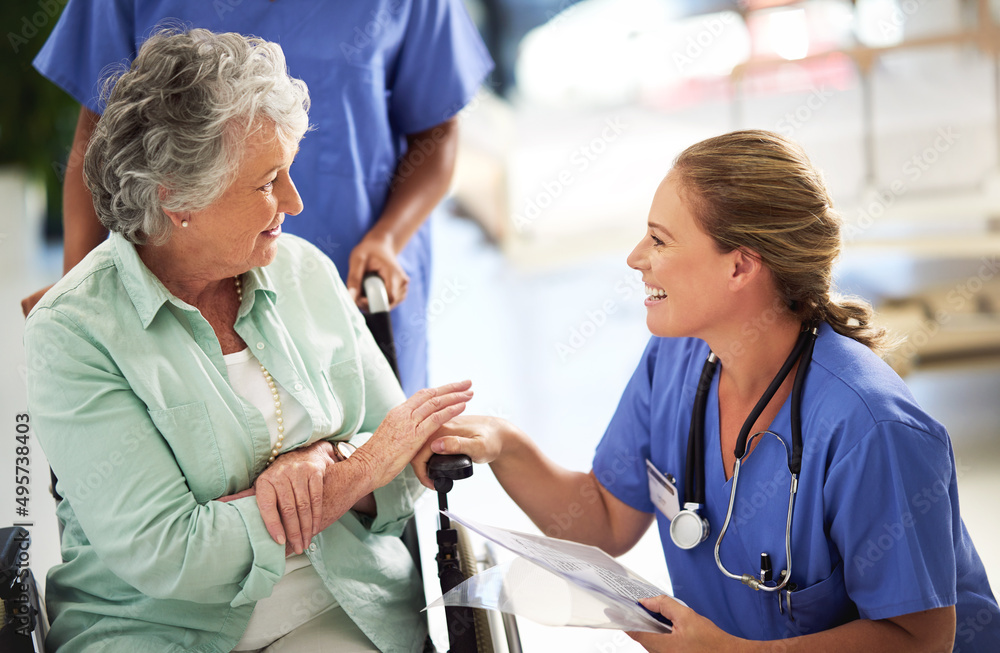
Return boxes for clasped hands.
[220,380,473,555]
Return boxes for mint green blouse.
[24,232,426,653]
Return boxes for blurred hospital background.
[3,0,1000,650]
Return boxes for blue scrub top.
[593,323,1000,649]
[34,0,494,395]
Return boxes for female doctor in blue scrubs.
[415,130,1000,651]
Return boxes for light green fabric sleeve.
[328,265,425,537]
[24,308,285,605]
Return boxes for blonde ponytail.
[673,130,898,355]
[819,294,900,355]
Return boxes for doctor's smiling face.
[627,172,736,339]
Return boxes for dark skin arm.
[346,116,459,310]
[61,106,107,273]
[21,106,105,316]
[630,596,955,653]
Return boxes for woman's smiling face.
[183,123,303,276]
[627,172,734,339]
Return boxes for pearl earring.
[180,220,189,228]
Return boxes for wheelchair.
[0,525,47,652]
[363,274,522,653]
[2,275,519,653]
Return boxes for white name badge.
[646,459,680,520]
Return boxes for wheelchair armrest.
[427,454,473,494]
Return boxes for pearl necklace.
[234,275,284,464]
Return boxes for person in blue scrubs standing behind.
[416,131,1000,651]
[25,0,494,395]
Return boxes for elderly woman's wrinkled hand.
[254,440,338,554]
[352,380,474,490]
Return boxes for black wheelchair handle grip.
[427,453,473,482]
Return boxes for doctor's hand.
[346,232,409,310]
[628,596,740,653]
[411,415,518,490]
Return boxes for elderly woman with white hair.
[23,29,471,653]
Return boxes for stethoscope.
[668,323,818,612]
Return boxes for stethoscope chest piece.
[670,503,710,549]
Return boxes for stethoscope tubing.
[733,328,812,461]
[686,352,719,506]
[675,323,818,592]
[714,432,799,592]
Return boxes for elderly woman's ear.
[160,207,191,230]
[158,187,188,229]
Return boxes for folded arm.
[25,312,284,605]
[238,382,473,554]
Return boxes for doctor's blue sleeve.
[824,420,958,620]
[592,339,658,514]
[33,0,138,113]
[388,0,494,133]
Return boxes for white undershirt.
[224,348,341,650]
[222,347,316,450]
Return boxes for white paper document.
[426,511,675,633]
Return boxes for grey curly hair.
[84,28,310,245]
